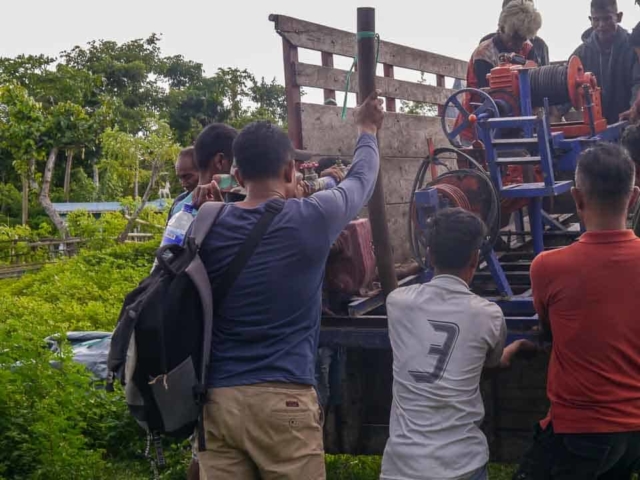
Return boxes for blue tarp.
[52,199,168,214]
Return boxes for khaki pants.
[198,383,326,480]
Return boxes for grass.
[105,456,518,480]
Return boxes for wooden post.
[282,38,303,149]
[358,7,398,297]
[321,52,337,104]
[382,64,396,112]
[436,74,446,116]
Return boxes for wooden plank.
[300,103,452,157]
[383,64,397,112]
[306,154,445,205]
[360,203,412,263]
[436,74,446,116]
[282,39,302,148]
[381,158,421,205]
[270,14,467,80]
[295,63,456,106]
[321,53,336,103]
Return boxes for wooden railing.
[271,14,468,261]
[0,232,158,279]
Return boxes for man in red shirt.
[513,143,640,479]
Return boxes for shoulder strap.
[193,198,285,454]
[189,202,226,247]
[214,198,285,305]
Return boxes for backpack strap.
[190,202,227,247]
[193,197,285,453]
[213,198,285,306]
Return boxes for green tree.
[250,76,287,126]
[38,101,96,237]
[0,83,46,225]
[59,34,166,133]
[101,118,180,243]
[165,76,228,145]
[0,35,289,229]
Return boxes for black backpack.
[107,199,284,459]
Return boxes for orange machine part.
[552,55,607,137]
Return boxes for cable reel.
[409,147,501,269]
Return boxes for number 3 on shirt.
[408,320,459,384]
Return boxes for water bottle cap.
[183,203,194,214]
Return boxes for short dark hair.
[177,146,196,166]
[194,123,237,172]
[576,143,635,208]
[622,124,640,165]
[591,0,618,12]
[631,21,640,48]
[233,121,293,181]
[427,208,487,271]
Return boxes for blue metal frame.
[322,67,631,351]
[414,67,628,328]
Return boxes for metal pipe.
[499,231,582,237]
[583,84,597,137]
[357,7,398,296]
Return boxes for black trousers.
[513,423,640,480]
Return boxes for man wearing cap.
[480,0,549,67]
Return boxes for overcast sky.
[2,0,640,89]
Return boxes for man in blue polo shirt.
[196,92,384,480]
[168,147,199,221]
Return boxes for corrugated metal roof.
[52,199,168,214]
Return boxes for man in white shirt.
[381,208,535,480]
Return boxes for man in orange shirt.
[513,143,640,480]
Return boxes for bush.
[0,242,157,479]
[67,203,166,250]
[0,242,535,479]
[0,183,22,221]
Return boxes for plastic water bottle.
[161,203,196,247]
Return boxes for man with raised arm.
[197,92,384,480]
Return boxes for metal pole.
[357,7,398,296]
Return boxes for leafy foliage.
[0,240,552,479]
[0,34,287,231]
[0,242,155,478]
[399,72,438,117]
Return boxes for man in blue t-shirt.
[168,147,199,221]
[196,92,384,479]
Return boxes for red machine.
[484,55,607,137]
[325,219,377,296]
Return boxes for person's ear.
[213,153,231,175]
[235,169,245,188]
[571,187,585,213]
[284,159,296,184]
[469,249,480,272]
[629,185,640,210]
[617,12,624,23]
